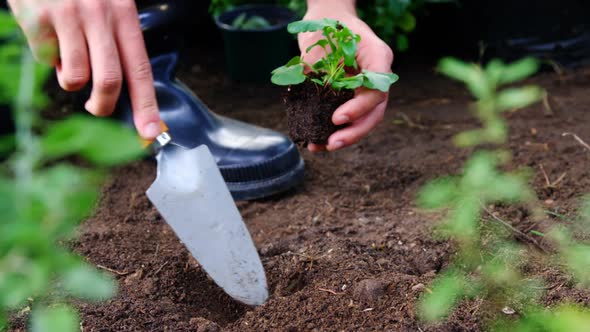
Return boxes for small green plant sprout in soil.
[0,10,144,332]
[416,57,590,330]
[271,19,398,145]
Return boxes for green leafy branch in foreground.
[271,19,398,92]
[0,11,143,331]
[416,57,590,329]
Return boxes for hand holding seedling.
[296,0,394,152]
[8,0,162,139]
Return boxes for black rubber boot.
[116,52,305,201]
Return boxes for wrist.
[306,0,357,16]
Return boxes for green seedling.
[271,19,398,92]
[416,57,590,327]
[0,10,143,331]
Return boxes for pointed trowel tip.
[231,284,269,306]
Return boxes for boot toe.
[209,116,305,201]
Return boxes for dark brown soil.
[9,57,590,331]
[284,78,354,145]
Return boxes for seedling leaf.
[312,59,327,72]
[439,57,489,98]
[306,40,328,54]
[499,58,539,85]
[332,74,364,90]
[496,86,543,111]
[285,56,302,67]
[438,57,477,83]
[362,71,399,92]
[271,63,306,86]
[287,19,338,33]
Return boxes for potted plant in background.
[211,0,301,82]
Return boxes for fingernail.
[334,115,350,125]
[143,122,162,139]
[84,100,93,113]
[330,141,345,151]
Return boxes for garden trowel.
[144,124,268,306]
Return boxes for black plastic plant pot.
[215,4,297,82]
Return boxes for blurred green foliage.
[438,57,542,147]
[357,0,456,52]
[417,57,590,329]
[495,305,590,332]
[0,10,143,332]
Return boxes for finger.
[357,37,394,73]
[332,89,388,125]
[52,1,90,91]
[326,101,386,151]
[79,0,122,117]
[9,0,59,65]
[298,32,325,66]
[111,0,161,139]
[307,143,327,153]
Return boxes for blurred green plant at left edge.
[0,9,144,332]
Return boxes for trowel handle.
[140,120,170,149]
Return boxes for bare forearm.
[306,0,357,15]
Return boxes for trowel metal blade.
[146,144,268,306]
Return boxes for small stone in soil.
[411,283,425,291]
[502,307,516,315]
[353,279,389,305]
